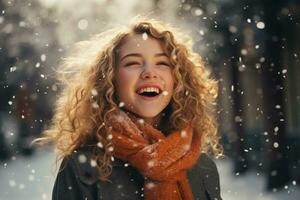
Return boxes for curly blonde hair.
[35,17,223,180]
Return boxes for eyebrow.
[120,52,168,61]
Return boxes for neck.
[121,108,162,128]
[144,114,162,128]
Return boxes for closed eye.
[125,62,141,67]
[157,62,170,66]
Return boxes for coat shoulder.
[191,153,222,200]
[198,153,219,172]
[52,148,98,200]
[67,147,100,185]
[69,147,144,199]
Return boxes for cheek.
[116,68,129,83]
[166,72,175,91]
[115,69,137,95]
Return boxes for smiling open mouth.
[138,91,160,97]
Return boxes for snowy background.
[0,148,299,200]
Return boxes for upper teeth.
[137,87,160,94]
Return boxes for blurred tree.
[0,0,59,157]
[179,0,250,173]
[179,0,300,190]
[260,0,291,190]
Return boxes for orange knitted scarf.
[107,109,202,200]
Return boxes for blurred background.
[0,0,299,199]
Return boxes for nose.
[141,63,158,79]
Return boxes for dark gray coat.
[52,148,222,200]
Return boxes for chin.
[135,111,161,118]
[133,107,163,118]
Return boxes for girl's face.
[115,33,174,126]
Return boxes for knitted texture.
[107,109,202,200]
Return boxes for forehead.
[117,34,165,57]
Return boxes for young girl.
[37,17,223,200]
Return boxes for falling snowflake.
[234,116,242,122]
[241,49,248,55]
[138,118,144,124]
[259,57,265,62]
[181,130,187,138]
[162,91,168,96]
[19,21,26,27]
[116,115,124,122]
[117,184,124,189]
[41,54,46,62]
[256,21,265,29]
[264,131,268,135]
[183,144,190,151]
[147,160,155,168]
[19,184,25,190]
[42,194,47,199]
[275,105,281,109]
[28,174,35,181]
[145,182,156,189]
[92,102,99,109]
[107,134,113,140]
[271,170,277,176]
[9,180,16,187]
[146,148,153,153]
[119,101,125,107]
[142,32,148,40]
[10,66,17,72]
[108,146,114,152]
[78,154,87,163]
[91,88,98,96]
[90,159,97,167]
[229,25,237,33]
[193,8,203,16]
[52,84,58,91]
[78,19,88,30]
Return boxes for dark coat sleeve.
[187,153,222,200]
[52,149,144,200]
[52,155,98,200]
[198,154,222,200]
